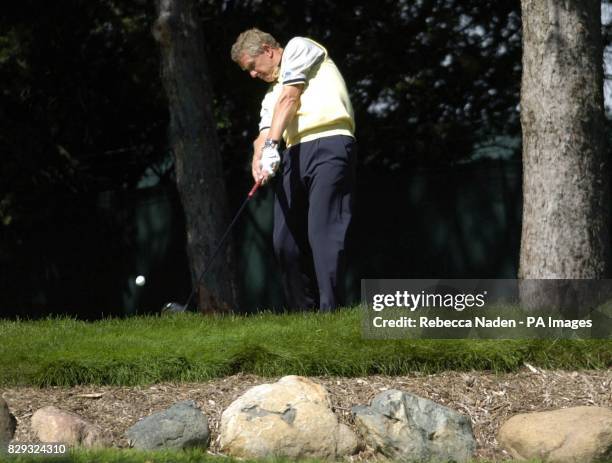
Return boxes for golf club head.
[162,302,187,313]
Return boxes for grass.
[0,307,609,387]
[0,448,548,463]
[2,448,211,463]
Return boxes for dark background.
[0,0,607,318]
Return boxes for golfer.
[231,28,356,311]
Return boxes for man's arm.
[252,129,269,182]
[256,84,303,183]
[267,84,303,142]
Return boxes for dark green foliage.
[0,0,168,227]
[0,0,527,229]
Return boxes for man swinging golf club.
[231,28,357,311]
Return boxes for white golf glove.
[260,139,281,179]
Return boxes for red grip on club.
[248,179,262,198]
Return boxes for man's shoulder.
[284,37,326,55]
[285,36,310,48]
[280,37,327,84]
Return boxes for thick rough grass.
[0,309,609,386]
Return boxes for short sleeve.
[280,37,325,85]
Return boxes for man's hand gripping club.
[259,139,280,183]
[251,130,280,185]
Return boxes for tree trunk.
[519,0,610,282]
[153,0,236,313]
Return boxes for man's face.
[238,45,278,83]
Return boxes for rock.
[31,406,109,447]
[0,398,17,446]
[126,400,210,450]
[498,406,612,462]
[352,389,475,463]
[220,375,359,459]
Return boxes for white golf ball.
[135,275,146,286]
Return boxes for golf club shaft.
[183,179,262,310]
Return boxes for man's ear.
[262,44,273,57]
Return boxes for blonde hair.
[231,28,280,63]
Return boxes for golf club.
[163,179,262,313]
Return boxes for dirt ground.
[2,367,611,461]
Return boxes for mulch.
[2,367,611,461]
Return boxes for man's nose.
[249,70,258,79]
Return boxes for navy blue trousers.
[273,135,356,311]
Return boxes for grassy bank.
[1,448,547,463]
[0,308,609,386]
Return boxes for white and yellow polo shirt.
[258,37,355,147]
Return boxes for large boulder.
[352,389,475,463]
[126,400,210,450]
[220,375,359,459]
[31,406,109,447]
[0,398,17,447]
[498,406,612,462]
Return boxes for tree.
[519,0,610,309]
[0,1,168,225]
[154,0,237,313]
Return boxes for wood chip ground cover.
[2,368,611,461]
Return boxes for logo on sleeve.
[282,71,293,80]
